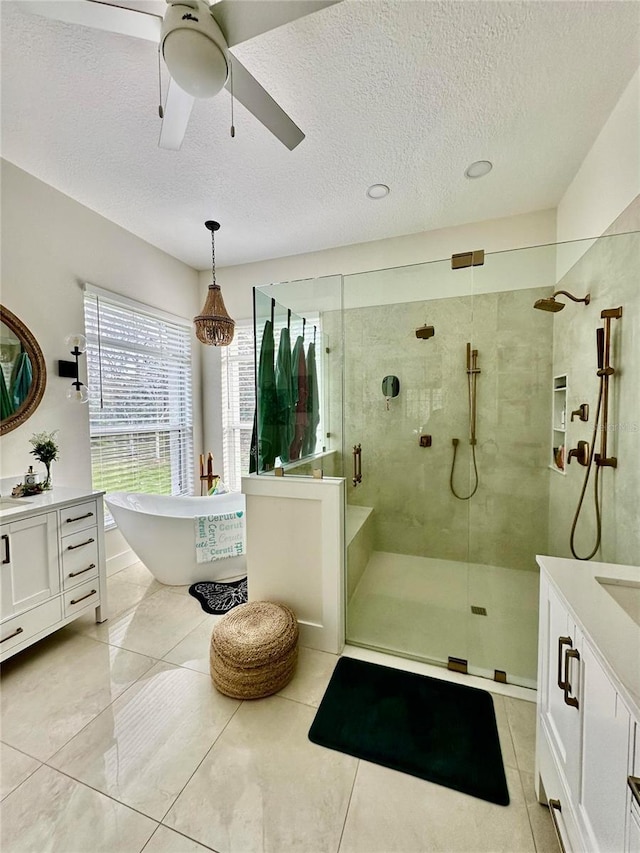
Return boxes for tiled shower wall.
[332,285,553,572]
[548,202,640,565]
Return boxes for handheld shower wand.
[569,307,622,560]
[450,343,480,500]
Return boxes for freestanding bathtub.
[105,491,247,586]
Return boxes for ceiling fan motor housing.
[161,0,229,98]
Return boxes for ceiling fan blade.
[226,56,304,150]
[25,0,161,42]
[211,0,342,48]
[159,78,195,150]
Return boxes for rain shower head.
[533,290,590,312]
[534,297,565,312]
[416,325,435,339]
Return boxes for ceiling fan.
[25,0,341,151]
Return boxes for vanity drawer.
[0,597,62,654]
[62,527,98,589]
[63,579,100,618]
[61,528,99,584]
[62,550,99,590]
[59,501,98,536]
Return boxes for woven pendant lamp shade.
[194,220,235,347]
[194,284,235,345]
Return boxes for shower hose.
[569,380,604,560]
[449,370,479,501]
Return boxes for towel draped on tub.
[195,511,245,564]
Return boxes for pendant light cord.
[211,229,216,286]
[157,46,164,119]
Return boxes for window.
[84,287,194,521]
[221,320,255,492]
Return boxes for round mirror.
[0,306,47,435]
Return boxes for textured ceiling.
[1,1,639,269]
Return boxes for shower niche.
[551,374,568,474]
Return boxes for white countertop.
[537,554,640,721]
[0,487,105,523]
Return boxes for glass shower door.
[343,257,475,669]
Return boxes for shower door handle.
[352,444,362,486]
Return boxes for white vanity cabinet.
[0,489,107,662]
[1,511,59,620]
[536,556,640,853]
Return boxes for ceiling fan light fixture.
[161,1,229,98]
[163,29,228,97]
[194,221,235,347]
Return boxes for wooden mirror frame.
[0,306,47,435]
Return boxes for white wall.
[556,67,640,275]
[1,159,202,562]
[204,207,557,321]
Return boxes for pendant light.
[194,220,235,346]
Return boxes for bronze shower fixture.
[533,290,591,312]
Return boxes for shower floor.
[347,551,539,689]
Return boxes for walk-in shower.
[253,228,640,690]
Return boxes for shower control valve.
[567,440,590,467]
[570,404,589,423]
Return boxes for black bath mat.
[188,577,247,615]
[308,657,509,806]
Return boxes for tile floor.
[1,562,557,853]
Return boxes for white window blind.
[84,289,194,519]
[221,320,255,492]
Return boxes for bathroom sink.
[597,577,640,627]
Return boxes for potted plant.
[29,430,59,490]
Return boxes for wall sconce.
[58,334,89,403]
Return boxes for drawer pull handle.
[69,563,96,578]
[1,534,10,565]
[563,648,580,709]
[629,776,640,808]
[557,636,572,689]
[548,800,566,853]
[70,589,97,606]
[1,626,24,644]
[66,511,94,523]
[67,538,95,551]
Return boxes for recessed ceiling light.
[366,183,390,199]
[464,160,493,179]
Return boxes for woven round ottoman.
[210,601,299,699]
